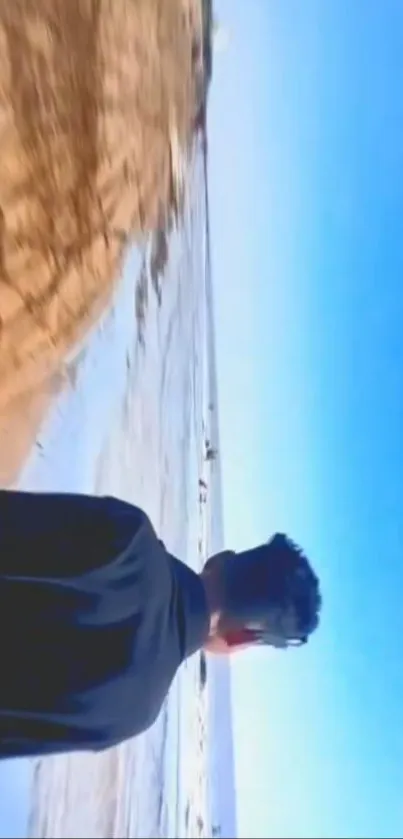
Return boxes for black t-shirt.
[0,491,209,758]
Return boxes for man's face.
[204,602,301,655]
[247,602,302,648]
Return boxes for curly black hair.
[267,533,322,640]
[220,534,322,647]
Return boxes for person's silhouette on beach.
[0,490,322,758]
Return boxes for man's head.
[201,534,322,654]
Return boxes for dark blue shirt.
[0,491,209,758]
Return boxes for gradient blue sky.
[209,2,403,838]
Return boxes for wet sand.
[0,0,203,486]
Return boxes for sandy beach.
[18,144,227,839]
[0,2,236,835]
[0,86,236,839]
[0,0,203,486]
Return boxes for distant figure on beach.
[0,490,322,759]
[199,478,207,490]
[205,440,217,461]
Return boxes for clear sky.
[209,2,403,837]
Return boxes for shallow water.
[0,149,236,838]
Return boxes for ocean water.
[0,148,236,838]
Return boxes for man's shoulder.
[95,497,160,568]
[80,498,172,609]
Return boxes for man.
[0,490,322,759]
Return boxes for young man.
[0,490,321,759]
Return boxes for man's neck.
[200,566,222,635]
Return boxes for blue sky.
[209,1,403,837]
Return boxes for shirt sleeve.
[0,490,151,580]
